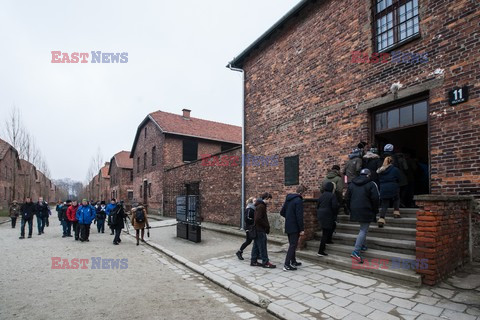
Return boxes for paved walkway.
[138,220,480,320]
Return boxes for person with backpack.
[19,197,35,239]
[106,198,117,235]
[345,169,380,263]
[363,147,383,185]
[251,192,276,269]
[75,199,96,242]
[377,156,402,227]
[280,185,307,271]
[382,144,408,209]
[66,200,79,240]
[95,201,107,233]
[316,182,339,257]
[111,201,127,245]
[235,197,256,260]
[9,200,20,228]
[59,200,71,237]
[130,203,150,246]
[344,148,363,184]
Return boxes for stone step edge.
[123,230,309,320]
[295,250,422,287]
[314,232,416,248]
[335,223,417,234]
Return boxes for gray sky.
[0,0,299,182]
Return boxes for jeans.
[36,216,46,233]
[251,231,269,264]
[72,221,79,240]
[354,222,370,252]
[79,224,91,241]
[239,232,253,252]
[319,228,333,253]
[61,220,67,235]
[96,219,105,233]
[284,232,300,265]
[114,227,122,243]
[11,217,17,228]
[65,221,72,236]
[380,195,400,218]
[21,218,33,237]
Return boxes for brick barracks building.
[228,0,479,285]
[130,109,241,219]
[108,151,134,203]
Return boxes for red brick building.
[228,0,479,284]
[130,109,241,215]
[0,138,21,209]
[17,159,37,201]
[108,151,133,202]
[98,163,110,201]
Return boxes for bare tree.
[85,147,104,181]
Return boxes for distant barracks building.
[228,0,479,285]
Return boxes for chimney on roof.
[182,109,191,119]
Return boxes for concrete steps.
[337,215,417,228]
[331,222,416,240]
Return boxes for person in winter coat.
[363,148,383,185]
[105,199,117,235]
[251,192,276,269]
[236,197,256,260]
[377,156,401,227]
[111,202,127,245]
[382,144,408,206]
[9,200,20,228]
[66,200,80,240]
[19,198,35,239]
[34,197,49,235]
[321,165,344,205]
[95,201,107,233]
[316,182,339,256]
[60,200,72,237]
[280,185,307,271]
[345,169,380,263]
[344,148,363,184]
[131,204,150,246]
[75,199,96,242]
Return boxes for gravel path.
[0,219,277,320]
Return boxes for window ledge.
[378,34,421,54]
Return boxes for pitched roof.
[100,163,110,179]
[0,138,14,160]
[228,0,311,68]
[130,110,242,156]
[108,151,133,175]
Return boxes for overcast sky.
[0,0,299,182]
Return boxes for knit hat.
[369,147,379,154]
[331,165,340,171]
[100,200,106,205]
[384,144,394,152]
[360,168,371,176]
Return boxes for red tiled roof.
[149,110,241,144]
[113,151,133,169]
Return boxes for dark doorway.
[143,180,148,205]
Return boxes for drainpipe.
[227,63,245,230]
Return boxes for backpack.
[135,208,145,223]
[110,206,123,225]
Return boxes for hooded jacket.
[377,164,401,199]
[254,199,270,234]
[345,175,380,223]
[280,194,304,234]
[9,203,20,218]
[20,202,35,220]
[244,203,256,228]
[344,153,363,183]
[66,204,79,222]
[363,152,383,184]
[317,183,339,229]
[76,205,96,224]
[321,170,344,194]
[382,151,408,186]
[35,201,50,218]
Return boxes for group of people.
[10,197,150,246]
[235,142,415,269]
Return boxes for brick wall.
[109,159,133,203]
[239,0,479,223]
[415,195,472,285]
[163,135,225,169]
[0,147,17,209]
[163,147,242,225]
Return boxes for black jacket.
[20,202,36,220]
[35,202,50,218]
[111,206,126,229]
[244,205,255,228]
[317,191,339,229]
[254,200,270,234]
[280,194,304,234]
[59,204,70,221]
[345,175,380,223]
[377,165,401,199]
